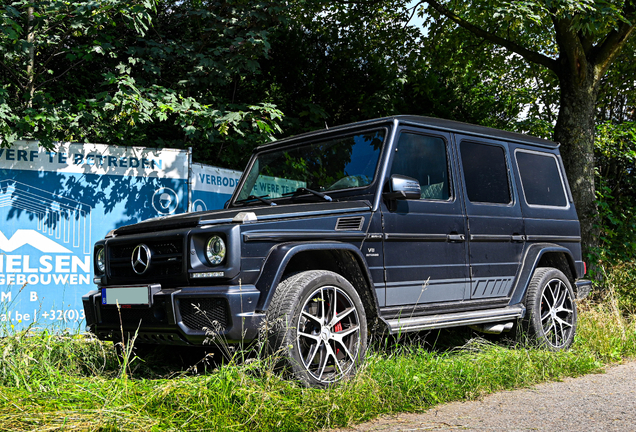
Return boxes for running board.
[384,304,526,334]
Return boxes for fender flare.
[254,241,378,312]
[509,243,577,305]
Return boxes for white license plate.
[102,286,150,306]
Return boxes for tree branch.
[0,60,26,91]
[551,15,589,82]
[534,75,556,124]
[40,27,77,70]
[424,0,558,71]
[35,59,85,91]
[403,1,425,29]
[591,1,636,79]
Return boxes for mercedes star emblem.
[131,244,152,275]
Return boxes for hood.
[113,200,372,236]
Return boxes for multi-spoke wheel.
[524,267,577,350]
[265,270,368,387]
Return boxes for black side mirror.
[383,174,421,200]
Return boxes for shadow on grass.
[110,342,233,379]
[370,325,521,357]
[109,322,525,382]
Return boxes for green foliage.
[577,289,636,359]
[0,0,155,144]
[257,1,419,135]
[264,0,574,139]
[492,0,628,36]
[0,0,284,168]
[600,263,636,315]
[254,1,544,139]
[412,13,556,135]
[597,36,636,124]
[590,122,636,312]
[594,121,636,264]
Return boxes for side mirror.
[383,174,421,200]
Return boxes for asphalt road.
[334,361,636,431]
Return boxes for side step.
[384,304,526,334]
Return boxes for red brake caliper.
[334,312,342,355]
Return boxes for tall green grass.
[0,303,634,432]
[1,268,635,432]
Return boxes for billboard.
[189,163,307,211]
[0,141,189,332]
[190,163,241,212]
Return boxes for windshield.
[234,129,385,203]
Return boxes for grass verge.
[0,301,634,432]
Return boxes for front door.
[381,128,470,314]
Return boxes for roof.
[257,115,558,151]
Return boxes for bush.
[591,263,636,315]
[593,121,636,271]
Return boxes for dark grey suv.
[83,116,592,386]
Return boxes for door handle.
[447,234,465,242]
[512,234,526,242]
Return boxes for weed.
[0,294,633,431]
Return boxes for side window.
[391,132,450,200]
[516,150,568,207]
[460,141,511,204]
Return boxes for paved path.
[334,361,636,431]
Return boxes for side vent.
[335,216,365,231]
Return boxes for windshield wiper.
[282,188,332,202]
[234,194,277,206]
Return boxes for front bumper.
[82,284,264,345]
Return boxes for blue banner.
[190,162,306,211]
[190,163,241,211]
[0,141,189,333]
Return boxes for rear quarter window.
[515,150,568,207]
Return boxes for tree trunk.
[553,70,600,260]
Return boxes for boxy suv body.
[83,116,592,386]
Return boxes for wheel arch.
[255,242,379,319]
[509,243,578,305]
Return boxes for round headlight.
[205,236,226,265]
[96,247,105,274]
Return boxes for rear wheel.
[524,267,577,350]
[265,270,368,387]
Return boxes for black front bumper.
[83,284,264,345]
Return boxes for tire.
[265,270,368,387]
[524,267,577,350]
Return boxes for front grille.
[99,307,158,326]
[107,235,184,280]
[179,298,229,332]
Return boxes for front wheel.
[524,267,577,350]
[265,270,368,387]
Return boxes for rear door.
[380,127,470,313]
[510,145,583,279]
[456,136,525,301]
